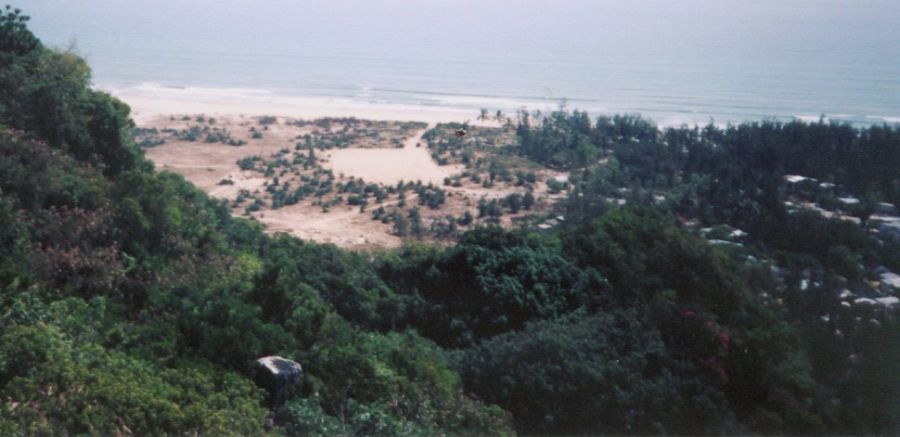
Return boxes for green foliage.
[0,12,512,435]
[378,227,606,347]
[1,9,898,436]
[0,123,511,434]
[0,31,140,175]
[258,115,277,125]
[0,5,38,55]
[277,397,350,437]
[826,317,900,433]
[560,208,831,434]
[516,110,658,169]
[237,155,261,170]
[456,311,740,435]
[516,109,595,168]
[503,193,521,213]
[521,191,535,210]
[0,323,270,436]
[563,208,744,312]
[254,236,406,331]
[292,321,512,436]
[0,130,109,211]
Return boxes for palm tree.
[494,109,506,124]
[477,108,490,123]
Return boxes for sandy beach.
[111,84,501,126]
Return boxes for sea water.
[17,0,900,126]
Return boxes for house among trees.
[699,225,747,242]
[875,202,898,215]
[784,174,818,192]
[536,215,565,231]
[876,296,899,307]
[818,182,837,194]
[837,196,860,206]
[880,271,900,290]
[878,221,900,243]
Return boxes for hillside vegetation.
[1,7,898,436]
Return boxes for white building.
[880,272,900,289]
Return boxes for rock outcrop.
[254,356,303,407]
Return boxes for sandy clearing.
[324,127,465,186]
[137,113,565,250]
[141,115,460,250]
[258,202,401,249]
[144,115,313,193]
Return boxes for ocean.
[17,0,900,126]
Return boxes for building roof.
[876,296,899,307]
[869,215,900,225]
[880,272,900,289]
[854,297,877,306]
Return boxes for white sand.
[109,84,500,126]
[324,127,464,186]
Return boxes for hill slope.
[1,6,898,436]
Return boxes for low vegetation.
[0,7,897,436]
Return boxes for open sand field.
[138,111,565,250]
[326,131,464,186]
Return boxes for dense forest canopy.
[1,6,898,436]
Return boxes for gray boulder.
[254,356,303,407]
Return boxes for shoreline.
[105,83,900,129]
[106,84,511,126]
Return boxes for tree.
[0,6,39,55]
[409,207,424,238]
[455,312,740,435]
[393,211,409,236]
[458,211,473,226]
[477,108,490,123]
[376,227,605,347]
[504,193,522,213]
[522,191,535,210]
